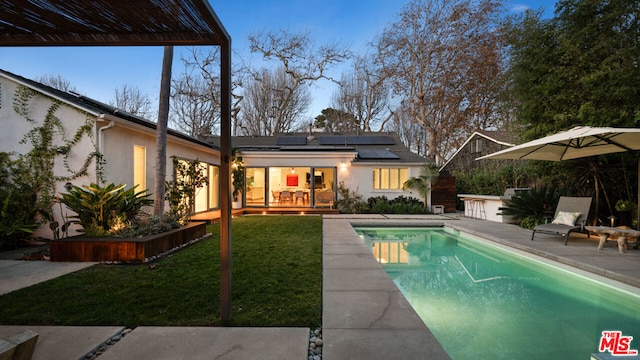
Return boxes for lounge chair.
[314,190,335,208]
[531,196,592,245]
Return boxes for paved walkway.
[1,214,639,359]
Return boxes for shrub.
[0,190,37,248]
[0,153,39,248]
[336,181,367,214]
[109,213,181,238]
[368,196,393,214]
[60,183,153,236]
[498,186,560,229]
[165,156,208,222]
[367,195,426,214]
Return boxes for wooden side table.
[585,226,640,253]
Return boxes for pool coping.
[322,215,451,360]
[321,214,640,360]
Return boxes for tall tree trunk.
[153,46,174,217]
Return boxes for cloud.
[510,4,531,13]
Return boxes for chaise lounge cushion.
[551,211,581,226]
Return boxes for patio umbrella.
[477,126,640,228]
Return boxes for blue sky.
[0,0,556,124]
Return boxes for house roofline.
[1,68,218,152]
[239,150,357,158]
[438,131,516,172]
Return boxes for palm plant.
[498,186,561,229]
[60,183,153,235]
[402,164,439,210]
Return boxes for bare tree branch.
[242,29,351,133]
[332,54,391,132]
[36,73,77,93]
[110,84,153,119]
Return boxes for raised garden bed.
[50,222,207,263]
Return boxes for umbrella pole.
[637,158,640,230]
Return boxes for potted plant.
[231,148,244,209]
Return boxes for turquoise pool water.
[355,227,640,360]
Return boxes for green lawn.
[0,215,323,327]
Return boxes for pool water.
[355,227,640,360]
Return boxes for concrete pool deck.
[1,213,639,359]
[321,213,640,359]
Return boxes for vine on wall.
[2,85,104,237]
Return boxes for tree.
[153,46,173,218]
[388,102,429,155]
[246,29,351,133]
[374,0,505,164]
[504,1,640,141]
[170,47,222,138]
[238,66,310,135]
[332,55,392,132]
[171,74,220,138]
[110,84,153,119]
[314,108,358,132]
[36,73,77,93]
[168,47,244,138]
[403,164,439,210]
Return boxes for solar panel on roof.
[276,136,307,146]
[318,136,347,145]
[357,149,400,159]
[319,135,396,145]
[347,135,395,145]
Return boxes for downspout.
[97,114,115,183]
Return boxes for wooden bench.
[586,226,640,253]
[0,330,38,360]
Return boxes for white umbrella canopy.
[477,126,640,229]
[477,126,640,161]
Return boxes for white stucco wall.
[0,78,97,186]
[1,75,221,239]
[98,121,219,192]
[343,163,429,205]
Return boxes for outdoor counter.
[457,194,514,223]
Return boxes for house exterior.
[208,132,431,209]
[438,130,518,175]
[0,68,221,238]
[1,67,437,240]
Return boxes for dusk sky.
[0,0,557,124]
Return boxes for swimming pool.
[355,227,640,360]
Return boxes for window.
[133,145,146,190]
[209,165,219,209]
[472,139,483,154]
[373,167,408,190]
